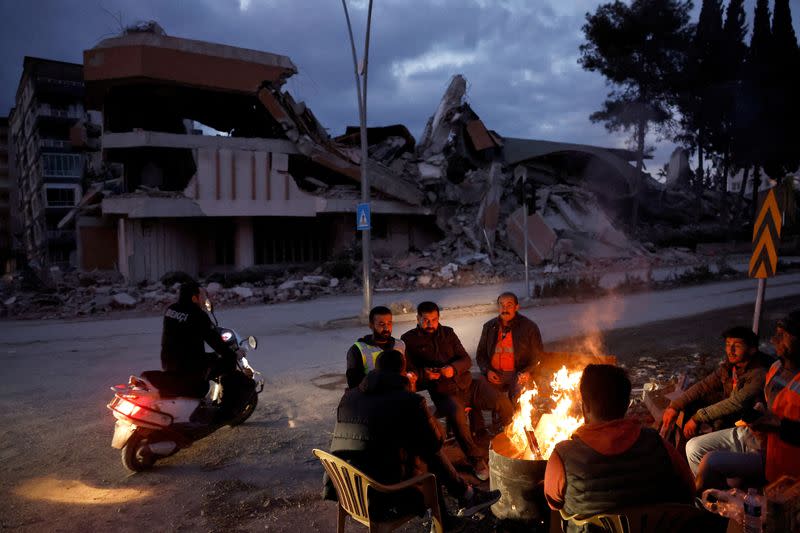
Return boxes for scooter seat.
[140,370,209,398]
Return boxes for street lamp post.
[341,0,374,319]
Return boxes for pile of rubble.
[0,267,360,320]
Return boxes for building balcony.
[39,138,71,150]
[36,105,83,121]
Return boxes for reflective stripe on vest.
[765,360,800,481]
[354,340,406,372]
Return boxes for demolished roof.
[257,84,425,206]
[503,137,649,191]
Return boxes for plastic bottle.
[700,488,744,523]
[742,487,764,533]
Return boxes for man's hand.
[487,369,502,385]
[517,372,531,386]
[235,348,247,359]
[406,371,418,391]
[748,411,781,433]
[661,407,679,432]
[683,418,699,439]
[440,365,455,379]
[424,368,441,381]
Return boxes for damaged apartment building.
[9,57,87,269]
[73,25,438,283]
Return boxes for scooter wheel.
[228,393,258,427]
[121,431,156,472]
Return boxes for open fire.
[504,365,584,460]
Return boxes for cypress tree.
[768,0,800,179]
[743,0,772,216]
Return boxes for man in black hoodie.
[161,280,252,416]
[329,349,500,526]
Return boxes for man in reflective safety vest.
[696,310,800,490]
[345,305,407,389]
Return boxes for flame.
[504,365,584,460]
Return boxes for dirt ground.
[1,296,797,533]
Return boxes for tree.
[740,0,772,217]
[768,0,800,179]
[715,0,748,220]
[722,0,748,191]
[579,0,694,225]
[677,0,724,191]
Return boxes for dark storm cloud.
[2,0,799,171]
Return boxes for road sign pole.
[753,278,766,335]
[515,166,530,300]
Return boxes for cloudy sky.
[1,0,798,172]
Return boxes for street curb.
[310,296,563,330]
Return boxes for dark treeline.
[580,0,800,225]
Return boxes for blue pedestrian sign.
[356,202,371,231]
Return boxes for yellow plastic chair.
[558,503,728,533]
[313,449,444,533]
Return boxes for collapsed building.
[63,25,755,288]
[71,25,439,283]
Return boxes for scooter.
[107,299,264,472]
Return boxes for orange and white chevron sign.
[749,188,782,279]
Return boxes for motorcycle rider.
[161,280,254,419]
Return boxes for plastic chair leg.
[337,504,347,533]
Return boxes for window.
[46,187,76,207]
[41,153,82,178]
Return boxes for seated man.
[696,311,800,491]
[345,305,406,389]
[476,291,544,399]
[402,301,513,481]
[545,364,694,529]
[660,326,770,473]
[329,350,500,525]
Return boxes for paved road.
[1,274,799,532]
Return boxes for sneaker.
[472,458,489,481]
[457,487,501,517]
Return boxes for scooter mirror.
[204,298,214,313]
[248,336,258,350]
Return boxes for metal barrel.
[488,433,547,523]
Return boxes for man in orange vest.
[696,310,800,491]
[476,292,544,399]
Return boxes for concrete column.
[234,217,254,269]
[117,217,129,281]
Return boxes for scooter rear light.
[108,396,172,427]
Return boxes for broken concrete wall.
[417,75,467,160]
[118,218,200,283]
[506,207,558,265]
